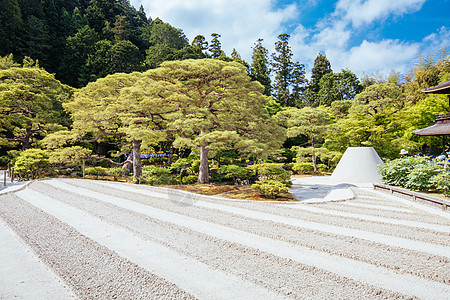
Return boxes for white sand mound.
[330,147,382,184]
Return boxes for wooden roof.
[413,114,450,136]
[421,80,450,94]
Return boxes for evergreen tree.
[192,35,208,51]
[0,0,22,56]
[309,53,332,94]
[209,33,223,58]
[271,33,306,107]
[250,38,271,96]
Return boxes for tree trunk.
[198,141,210,184]
[167,144,174,166]
[22,126,32,150]
[311,136,317,172]
[132,140,142,183]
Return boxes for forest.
[1,0,449,196]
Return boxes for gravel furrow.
[68,179,450,246]
[2,178,450,299]
[34,179,450,299]
[38,180,450,284]
[27,182,409,299]
[0,193,195,300]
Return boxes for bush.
[182,175,198,184]
[430,172,450,196]
[379,157,449,193]
[217,165,255,184]
[106,167,129,181]
[292,162,314,174]
[84,166,108,177]
[141,166,173,185]
[250,163,292,186]
[404,163,444,192]
[252,180,290,199]
[14,149,49,180]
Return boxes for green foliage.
[84,166,108,176]
[140,165,172,185]
[218,165,256,184]
[292,162,314,174]
[379,157,449,192]
[14,148,49,179]
[106,167,129,180]
[431,172,450,196]
[271,33,306,107]
[250,38,271,96]
[49,146,92,166]
[250,163,292,187]
[0,60,72,150]
[182,175,198,184]
[252,179,289,199]
[405,162,444,191]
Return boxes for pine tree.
[209,33,223,58]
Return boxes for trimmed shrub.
[14,149,49,180]
[250,163,292,186]
[141,166,173,185]
[378,157,426,186]
[292,162,314,174]
[252,180,290,199]
[182,175,198,184]
[85,166,108,177]
[217,165,255,184]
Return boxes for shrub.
[292,162,314,174]
[141,166,173,185]
[379,157,449,193]
[84,166,108,177]
[218,165,255,184]
[405,163,444,191]
[106,167,129,181]
[252,180,290,199]
[14,149,49,180]
[182,175,198,184]
[378,157,427,186]
[250,163,292,186]
[430,172,450,196]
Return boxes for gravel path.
[1,178,449,299]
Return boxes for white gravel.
[1,178,449,299]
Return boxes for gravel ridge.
[1,178,449,299]
[0,193,195,300]
[37,179,450,285]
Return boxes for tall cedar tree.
[250,38,271,96]
[310,53,332,94]
[271,33,306,107]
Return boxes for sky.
[130,0,450,79]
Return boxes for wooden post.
[82,159,85,178]
[3,170,6,186]
[11,167,14,183]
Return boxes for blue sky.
[130,0,449,79]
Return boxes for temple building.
[413,80,450,151]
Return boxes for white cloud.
[132,0,298,61]
[335,0,426,27]
[337,39,419,74]
[131,0,445,80]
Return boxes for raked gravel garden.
[1,178,449,299]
